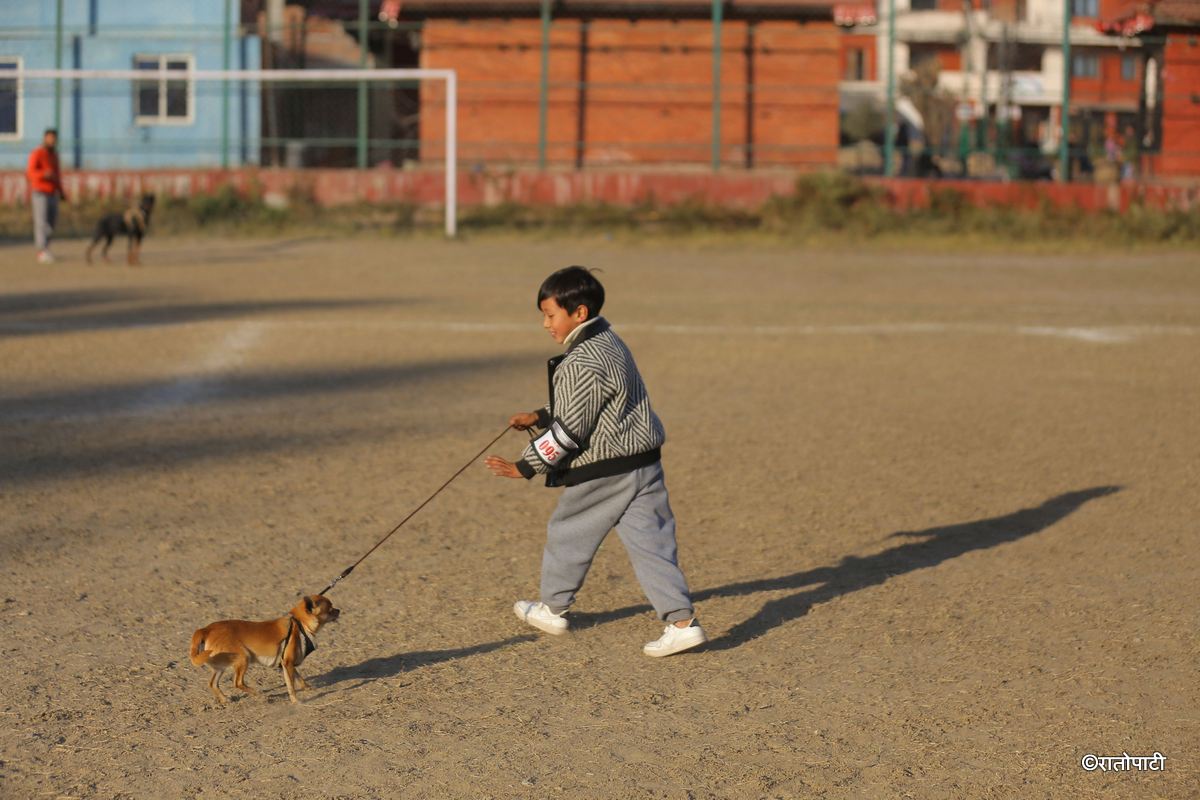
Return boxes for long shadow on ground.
[0,295,408,338]
[314,635,538,694]
[0,354,533,484]
[0,288,144,316]
[573,486,1121,651]
[0,354,530,423]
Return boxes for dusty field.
[0,234,1197,799]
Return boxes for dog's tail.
[189,629,211,666]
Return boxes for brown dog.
[189,594,340,704]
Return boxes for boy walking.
[485,266,706,657]
[27,128,67,264]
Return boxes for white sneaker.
[643,620,707,657]
[36,250,55,264]
[513,600,569,635]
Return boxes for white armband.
[532,421,579,467]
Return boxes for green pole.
[357,0,369,169]
[222,0,231,168]
[1059,0,1071,181]
[883,0,895,176]
[54,0,63,132]
[711,0,723,170]
[538,0,551,169]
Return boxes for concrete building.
[836,0,1150,176]
[0,1,261,169]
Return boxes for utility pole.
[357,0,369,169]
[712,0,723,171]
[884,0,895,176]
[54,0,63,132]
[222,0,232,168]
[538,0,550,169]
[1059,0,1072,181]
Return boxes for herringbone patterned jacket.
[516,318,665,486]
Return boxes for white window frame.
[0,56,22,142]
[132,53,194,126]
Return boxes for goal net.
[2,68,458,235]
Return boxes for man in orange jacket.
[27,128,67,264]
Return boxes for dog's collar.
[284,615,317,657]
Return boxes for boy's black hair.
[44,128,58,136]
[537,265,605,319]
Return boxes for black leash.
[317,425,523,595]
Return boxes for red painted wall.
[3,169,1198,211]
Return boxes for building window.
[845,47,867,81]
[910,0,937,9]
[1071,0,1098,16]
[1121,54,1138,80]
[1072,53,1099,78]
[987,43,1044,71]
[0,57,20,140]
[910,43,958,71]
[133,54,193,125]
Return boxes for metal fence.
[0,4,1194,181]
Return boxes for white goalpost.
[13,68,459,237]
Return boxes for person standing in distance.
[27,128,67,264]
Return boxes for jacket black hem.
[550,448,662,487]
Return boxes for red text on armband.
[533,428,567,465]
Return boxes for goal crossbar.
[15,68,459,237]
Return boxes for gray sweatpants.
[541,462,694,623]
[31,191,58,251]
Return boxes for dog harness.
[273,615,316,667]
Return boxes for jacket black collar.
[565,317,609,354]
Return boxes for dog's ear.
[304,596,314,614]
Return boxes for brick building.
[1100,0,1200,176]
[408,0,840,168]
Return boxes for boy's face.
[540,297,589,344]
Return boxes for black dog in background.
[86,193,155,266]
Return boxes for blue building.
[0,1,260,169]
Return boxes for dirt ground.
[0,234,1197,799]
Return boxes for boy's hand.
[485,455,523,479]
[509,412,540,431]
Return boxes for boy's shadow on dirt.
[314,485,1119,684]
[575,485,1121,651]
[314,635,537,694]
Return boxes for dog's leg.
[281,660,301,704]
[101,235,113,262]
[208,669,228,704]
[232,655,257,696]
[293,669,311,691]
